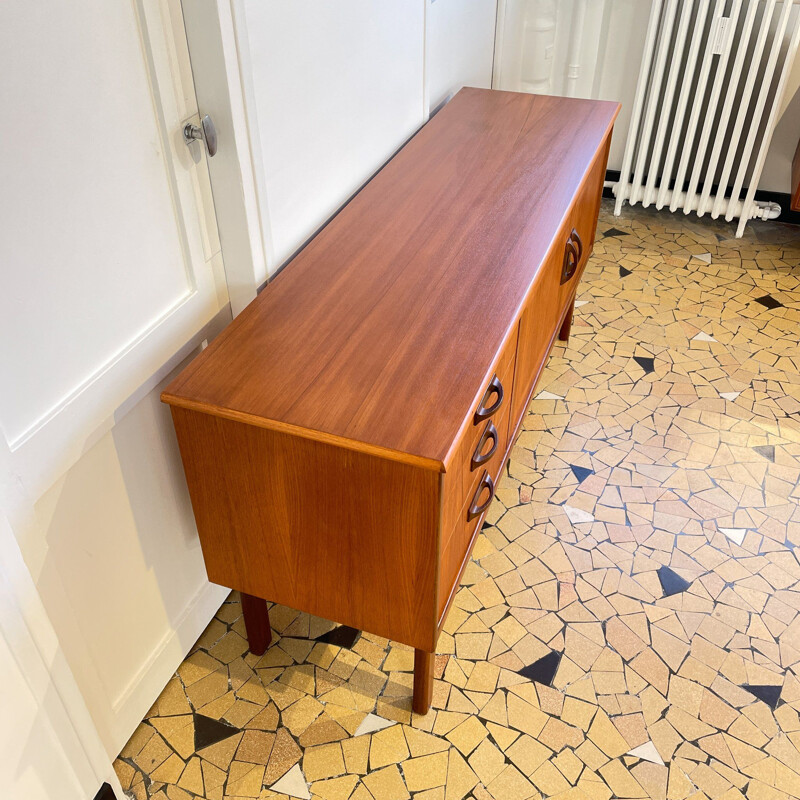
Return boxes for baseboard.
[603,169,800,226]
[109,580,229,752]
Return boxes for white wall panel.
[17,373,228,752]
[761,84,800,192]
[238,0,426,269]
[427,0,498,111]
[0,511,124,798]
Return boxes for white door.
[0,0,230,501]
[0,0,242,776]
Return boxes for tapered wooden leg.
[241,593,272,656]
[558,300,574,342]
[413,649,435,715]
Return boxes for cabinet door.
[510,245,564,427]
[557,142,609,311]
[510,135,610,428]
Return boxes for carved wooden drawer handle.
[467,470,495,521]
[471,420,498,471]
[560,228,583,285]
[572,227,583,261]
[474,375,503,424]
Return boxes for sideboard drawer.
[441,329,517,538]
[438,444,509,617]
[439,514,480,620]
[460,391,511,523]
[438,409,509,619]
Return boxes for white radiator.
[613,0,800,237]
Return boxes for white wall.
[230,0,500,273]
[235,0,427,271]
[427,0,498,111]
[0,511,124,798]
[495,0,800,193]
[762,83,800,192]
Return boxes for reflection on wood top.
[163,88,620,468]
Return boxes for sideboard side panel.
[170,407,441,651]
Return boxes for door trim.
[182,0,271,312]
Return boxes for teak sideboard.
[163,88,619,715]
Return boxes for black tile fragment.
[743,684,782,710]
[93,784,116,800]
[619,266,633,277]
[518,650,561,687]
[633,356,655,374]
[570,465,593,483]
[604,227,629,238]
[754,294,783,309]
[194,714,239,751]
[657,565,691,597]
[315,625,360,648]
[753,444,775,462]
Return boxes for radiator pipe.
[565,0,588,97]
[609,182,781,221]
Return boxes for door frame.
[181,0,273,313]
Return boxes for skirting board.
[108,579,229,755]
[603,169,800,226]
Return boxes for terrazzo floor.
[114,201,800,800]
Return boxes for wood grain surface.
[169,406,442,651]
[163,89,620,468]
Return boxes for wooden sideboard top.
[163,88,619,469]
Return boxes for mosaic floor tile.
[315,626,360,649]
[755,294,784,309]
[271,763,310,799]
[536,390,564,401]
[194,714,238,751]
[633,355,656,374]
[743,684,783,710]
[754,444,776,462]
[114,202,800,800]
[627,739,665,765]
[657,566,692,598]
[518,650,561,686]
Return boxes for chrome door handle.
[183,114,217,157]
